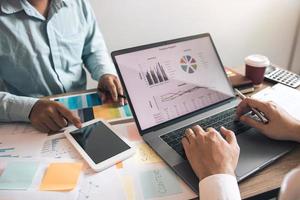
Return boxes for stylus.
[234,89,269,124]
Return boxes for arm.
[0,92,38,122]
[279,167,300,200]
[80,0,126,105]
[81,0,116,81]
[200,174,241,200]
[0,92,81,133]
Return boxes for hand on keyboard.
[181,125,240,180]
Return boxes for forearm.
[0,92,38,122]
[83,46,117,81]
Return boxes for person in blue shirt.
[0,0,125,133]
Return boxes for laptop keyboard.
[160,107,251,159]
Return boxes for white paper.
[252,83,300,120]
[0,123,48,158]
[40,133,82,160]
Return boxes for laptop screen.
[114,35,234,131]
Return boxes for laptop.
[111,33,295,193]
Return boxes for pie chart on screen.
[180,55,198,74]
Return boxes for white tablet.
[64,119,135,172]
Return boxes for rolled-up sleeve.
[81,0,117,82]
[199,174,241,200]
[0,92,38,122]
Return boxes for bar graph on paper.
[41,134,81,160]
[0,147,18,158]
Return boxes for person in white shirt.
[182,98,300,200]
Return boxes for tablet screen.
[70,121,130,164]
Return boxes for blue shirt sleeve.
[81,0,117,82]
[0,92,38,122]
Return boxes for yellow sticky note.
[120,175,136,200]
[40,162,83,191]
[93,104,121,120]
[135,143,162,164]
[115,161,123,169]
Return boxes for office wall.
[87,0,300,88]
[291,16,300,74]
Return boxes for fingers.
[114,78,125,106]
[191,125,205,137]
[236,100,251,118]
[44,116,61,132]
[220,126,237,145]
[105,78,118,102]
[35,122,50,133]
[98,90,106,103]
[56,104,81,128]
[184,128,196,145]
[236,98,270,119]
[206,127,224,141]
[182,137,191,159]
[240,115,264,130]
[98,75,126,105]
[49,110,68,128]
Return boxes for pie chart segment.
[180,55,198,74]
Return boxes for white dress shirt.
[199,167,300,200]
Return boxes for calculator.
[264,65,300,88]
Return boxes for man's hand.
[29,100,82,133]
[182,125,240,180]
[97,74,127,106]
[236,98,300,142]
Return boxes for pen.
[97,88,127,99]
[234,88,269,124]
[118,94,127,99]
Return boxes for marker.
[234,88,269,124]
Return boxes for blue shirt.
[0,0,116,122]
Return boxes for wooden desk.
[231,67,300,199]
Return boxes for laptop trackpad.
[174,161,199,193]
[236,129,294,179]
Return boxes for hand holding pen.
[97,88,127,106]
[235,91,300,141]
[235,89,269,124]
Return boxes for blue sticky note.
[140,168,182,199]
[0,161,39,190]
